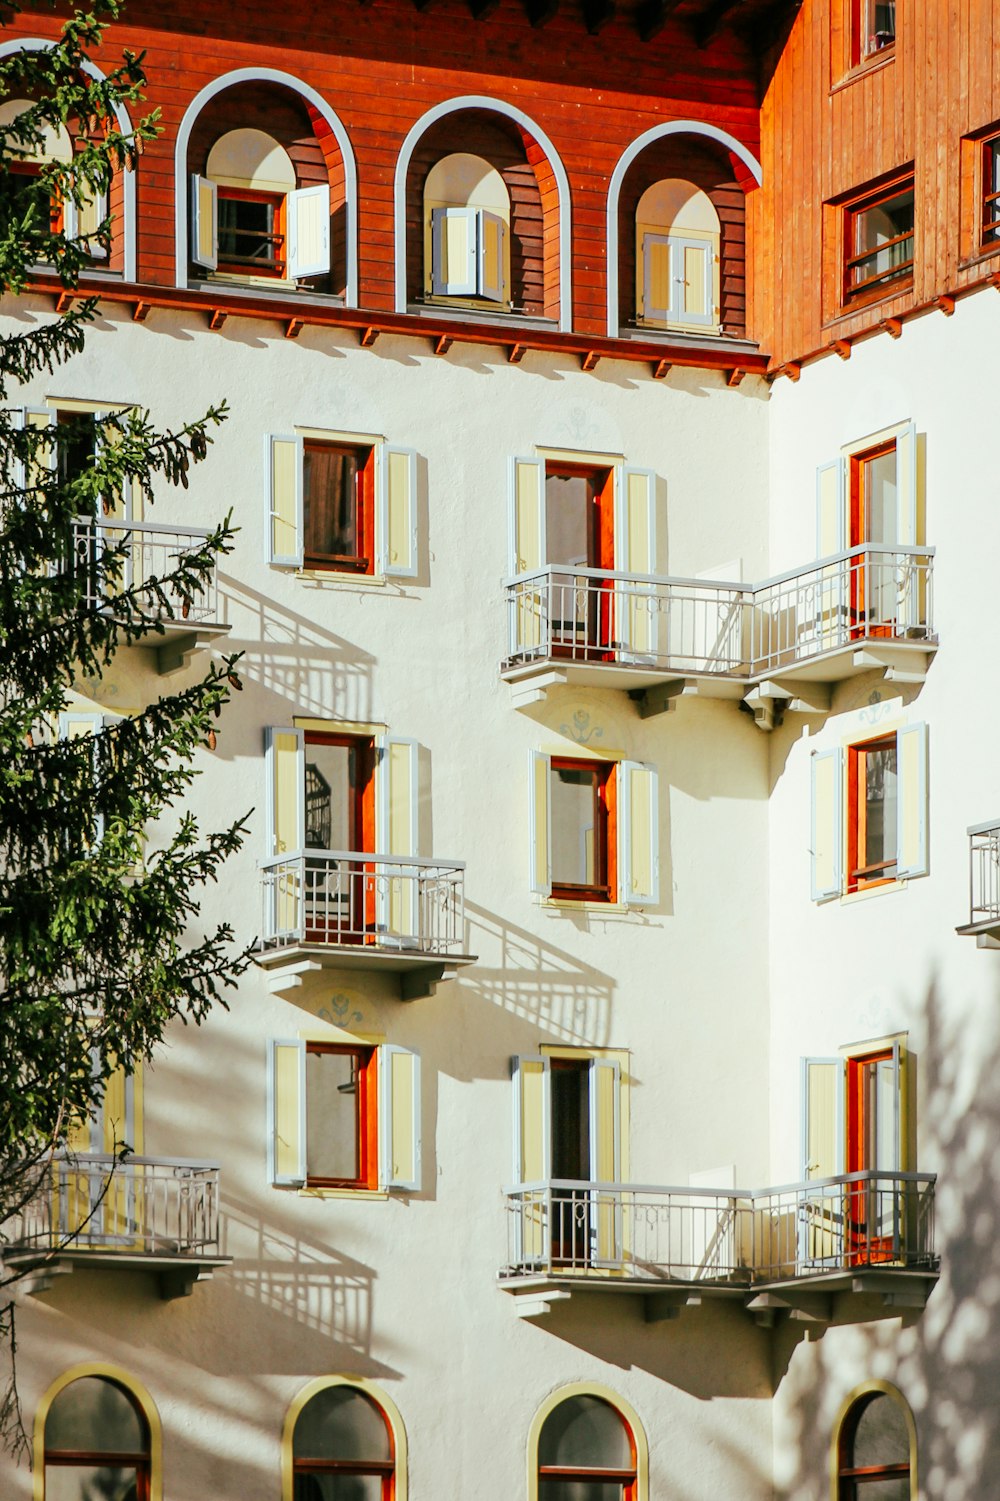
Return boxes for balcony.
[256,850,476,1000]
[956,819,1000,946]
[501,546,936,724]
[499,1174,938,1324]
[2,1153,228,1300]
[72,518,230,674]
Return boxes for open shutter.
[286,184,330,279]
[478,210,506,302]
[810,746,843,901]
[589,1059,621,1183]
[896,721,929,879]
[266,434,303,567]
[378,445,418,578]
[508,457,545,575]
[268,1040,306,1187]
[102,1063,140,1154]
[618,760,659,907]
[430,206,478,295]
[513,1056,550,1183]
[265,727,305,856]
[894,422,918,547]
[816,457,846,558]
[190,174,217,271]
[615,467,657,659]
[379,1045,421,1191]
[529,750,552,897]
[377,736,419,944]
[673,236,715,326]
[801,1057,845,1178]
[641,232,671,323]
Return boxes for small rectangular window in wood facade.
[844,179,914,302]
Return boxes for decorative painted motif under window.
[845,182,914,300]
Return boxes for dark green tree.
[0,5,250,1452]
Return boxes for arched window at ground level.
[38,1370,157,1501]
[283,1378,408,1501]
[835,1384,917,1500]
[530,1387,649,1501]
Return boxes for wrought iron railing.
[4,1154,222,1256]
[965,820,1000,928]
[503,546,934,679]
[501,1173,936,1283]
[259,850,466,954]
[71,518,220,623]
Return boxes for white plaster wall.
[1,298,776,1499]
[766,287,1000,1500]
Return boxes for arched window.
[836,1388,915,1499]
[538,1393,637,1499]
[43,1374,151,1500]
[292,1383,395,1499]
[424,151,510,305]
[0,97,104,252]
[636,177,720,333]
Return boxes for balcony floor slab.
[255,943,476,1000]
[3,1247,232,1301]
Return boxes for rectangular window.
[217,188,284,276]
[550,757,613,903]
[851,0,896,65]
[304,1042,378,1190]
[303,441,374,573]
[844,179,914,302]
[848,734,898,890]
[983,135,1000,249]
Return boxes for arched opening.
[42,1374,151,1500]
[185,80,347,294]
[537,1393,637,1499]
[617,132,750,338]
[406,107,560,321]
[291,1384,395,1499]
[0,95,114,265]
[836,1387,915,1499]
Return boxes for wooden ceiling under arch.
[398,0,801,50]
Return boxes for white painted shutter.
[529,750,552,897]
[478,209,506,302]
[265,726,305,856]
[268,1039,306,1187]
[378,1045,421,1191]
[431,206,478,296]
[614,467,656,574]
[801,1057,845,1178]
[816,457,846,558]
[266,434,303,567]
[512,1055,551,1183]
[896,722,929,879]
[619,760,659,906]
[894,421,918,547]
[286,184,330,279]
[641,232,671,323]
[810,746,843,901]
[72,186,108,257]
[672,236,714,326]
[589,1059,621,1182]
[508,456,545,576]
[190,174,217,271]
[378,445,418,578]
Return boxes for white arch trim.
[605,119,763,337]
[394,94,573,331]
[526,1381,650,1501]
[0,38,137,281]
[172,68,358,304]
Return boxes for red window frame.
[846,733,898,891]
[848,437,897,639]
[303,731,377,944]
[545,462,616,661]
[216,185,285,277]
[837,1392,911,1498]
[302,440,375,574]
[550,756,617,904]
[843,179,914,304]
[982,134,1000,250]
[304,1042,378,1191]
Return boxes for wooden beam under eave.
[525,0,559,24]
[208,308,227,331]
[434,333,453,355]
[581,350,601,371]
[651,358,672,379]
[882,317,903,339]
[132,301,151,323]
[693,0,743,48]
[635,0,683,42]
[831,338,851,360]
[583,0,615,32]
[359,326,380,347]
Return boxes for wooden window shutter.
[614,467,657,658]
[508,456,545,577]
[529,750,552,897]
[266,434,303,567]
[810,746,844,901]
[894,422,919,547]
[378,1045,421,1191]
[512,1055,550,1183]
[190,174,218,271]
[895,722,929,879]
[673,236,715,326]
[618,760,659,907]
[268,1039,306,1187]
[376,736,419,943]
[378,445,418,578]
[430,206,478,295]
[816,457,846,558]
[478,210,506,302]
[265,726,305,857]
[72,184,108,258]
[589,1058,621,1182]
[641,232,671,322]
[286,184,331,279]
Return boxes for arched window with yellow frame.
[34,1364,161,1501]
[528,1384,649,1501]
[282,1377,408,1501]
[832,1381,917,1500]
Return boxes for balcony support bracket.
[643,1289,702,1322]
[155,623,232,676]
[628,679,685,718]
[400,963,447,1002]
[745,1289,832,1325]
[510,1288,573,1320]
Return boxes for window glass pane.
[550,1063,590,1180]
[293,1387,391,1463]
[304,446,362,560]
[985,141,1000,242]
[864,744,897,870]
[304,744,353,852]
[862,451,897,547]
[294,1477,383,1501]
[864,0,896,51]
[546,473,595,568]
[844,1481,909,1500]
[539,1483,624,1501]
[57,411,96,492]
[218,194,277,267]
[550,766,597,888]
[46,1378,145,1455]
[851,1393,909,1468]
[538,1395,632,1468]
[45,1465,139,1501]
[305,1050,360,1181]
[851,190,913,288]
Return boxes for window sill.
[830,50,896,94]
[823,281,914,328]
[188,277,342,308]
[296,569,388,589]
[406,302,558,332]
[540,898,631,914]
[297,1187,389,1201]
[957,245,1000,272]
[839,879,906,906]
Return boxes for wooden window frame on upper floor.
[839,172,915,310]
[849,0,896,69]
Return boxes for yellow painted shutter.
[431,206,478,295]
[377,736,419,941]
[618,761,659,906]
[479,210,506,302]
[816,457,847,650]
[513,1056,550,1264]
[614,467,657,657]
[508,457,546,655]
[896,722,929,879]
[267,434,302,566]
[810,746,843,901]
[893,422,924,629]
[379,1046,421,1190]
[589,1058,622,1268]
[379,446,418,577]
[801,1056,845,1265]
[529,750,551,897]
[265,728,304,941]
[269,1039,306,1186]
[641,232,671,322]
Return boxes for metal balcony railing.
[259,850,466,955]
[71,518,220,624]
[503,545,934,680]
[964,820,1000,928]
[501,1173,936,1284]
[4,1154,222,1257]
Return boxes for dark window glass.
[539,1396,633,1469]
[303,445,365,564]
[217,192,281,271]
[45,1377,150,1501]
[847,187,914,297]
[292,1386,392,1501]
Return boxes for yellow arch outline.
[829,1379,918,1500]
[33,1362,162,1501]
[526,1381,649,1501]
[281,1375,408,1501]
